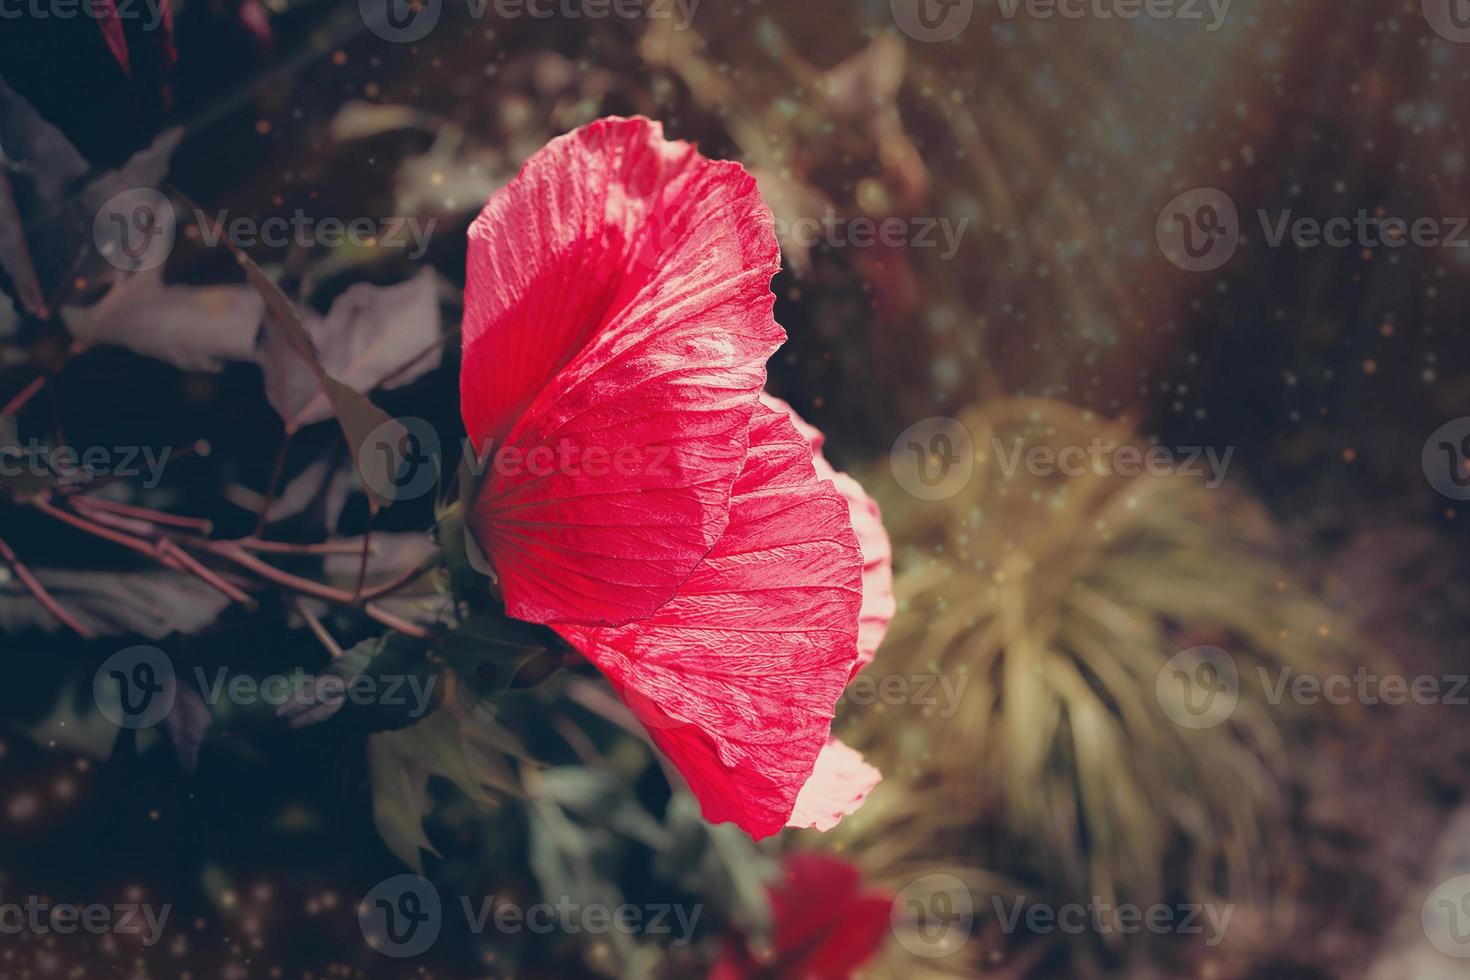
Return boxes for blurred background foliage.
[2,0,1470,978]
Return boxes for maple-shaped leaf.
[258,269,442,430]
[0,78,180,317]
[220,239,424,512]
[368,708,526,870]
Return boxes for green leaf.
[276,633,441,733]
[367,708,527,871]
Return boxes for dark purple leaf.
[0,566,231,638]
[258,269,442,429]
[61,263,264,371]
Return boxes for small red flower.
[461,118,892,838]
[710,853,893,980]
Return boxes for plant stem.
[24,492,432,639]
[293,597,345,659]
[253,433,293,536]
[74,495,213,533]
[199,541,429,638]
[0,376,46,418]
[238,537,372,556]
[0,535,96,640]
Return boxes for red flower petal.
[462,117,784,626]
[761,394,895,675]
[711,853,893,980]
[555,404,864,838]
[787,738,881,832]
[95,0,132,78]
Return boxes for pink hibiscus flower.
[710,853,893,979]
[460,117,893,838]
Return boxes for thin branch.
[0,375,46,418]
[293,597,345,659]
[552,713,604,767]
[32,496,170,561]
[26,493,430,639]
[158,540,257,608]
[74,495,213,533]
[352,521,373,600]
[362,602,430,639]
[253,432,293,536]
[65,502,157,538]
[237,537,373,556]
[359,557,433,601]
[198,541,429,638]
[0,535,95,640]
